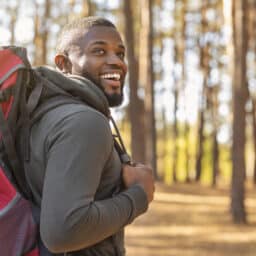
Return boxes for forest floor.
[125,182,256,256]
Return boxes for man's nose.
[106,53,124,67]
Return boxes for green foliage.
[219,145,232,183]
[156,122,233,186]
[117,116,233,187]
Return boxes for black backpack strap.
[26,74,44,115]
[113,136,131,164]
[19,72,43,162]
[110,116,132,165]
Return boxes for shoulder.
[45,103,109,126]
[32,103,112,148]
[38,103,109,129]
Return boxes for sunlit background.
[2,1,256,254]
[1,0,255,190]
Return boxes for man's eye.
[117,52,125,60]
[92,49,105,55]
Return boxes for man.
[26,17,154,255]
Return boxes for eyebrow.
[90,40,125,50]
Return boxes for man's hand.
[122,164,155,203]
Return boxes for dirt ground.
[125,182,256,256]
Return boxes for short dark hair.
[56,16,116,54]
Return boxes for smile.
[100,73,121,81]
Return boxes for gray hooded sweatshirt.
[25,67,148,255]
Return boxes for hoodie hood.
[34,66,110,117]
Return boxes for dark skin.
[55,25,154,203]
[55,26,126,106]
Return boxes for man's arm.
[40,109,149,253]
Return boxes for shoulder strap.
[110,116,132,165]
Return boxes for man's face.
[64,26,127,107]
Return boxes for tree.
[209,86,220,186]
[69,0,94,19]
[81,0,94,16]
[123,0,146,163]
[252,101,256,184]
[139,0,157,177]
[33,0,51,65]
[231,0,248,223]
[172,0,188,182]
[247,0,256,184]
[195,1,209,182]
[7,2,19,45]
[209,0,224,186]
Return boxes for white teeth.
[101,73,121,80]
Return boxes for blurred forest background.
[1,0,256,225]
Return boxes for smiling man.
[26,17,154,256]
[55,18,127,107]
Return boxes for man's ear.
[55,54,72,74]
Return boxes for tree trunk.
[184,121,190,182]
[212,130,219,186]
[251,0,256,185]
[252,101,256,184]
[8,4,19,45]
[195,2,209,182]
[181,0,188,182]
[171,0,187,182]
[172,84,178,182]
[161,107,167,181]
[195,95,205,182]
[33,2,40,66]
[42,0,50,64]
[123,0,146,163]
[33,0,51,65]
[210,86,220,187]
[81,0,93,16]
[140,0,157,177]
[231,0,248,224]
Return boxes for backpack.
[0,46,131,256]
[0,46,77,256]
[0,46,40,256]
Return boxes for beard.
[104,91,124,107]
[83,72,124,107]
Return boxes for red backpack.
[0,46,39,256]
